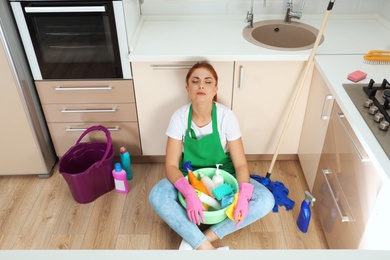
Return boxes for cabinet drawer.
[329,104,381,236]
[48,122,141,157]
[313,155,361,249]
[36,80,135,104]
[42,103,137,123]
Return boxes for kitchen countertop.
[129,14,390,181]
[129,14,390,61]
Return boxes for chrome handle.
[55,86,113,91]
[238,65,244,90]
[61,108,116,113]
[25,6,106,13]
[151,65,193,70]
[66,126,119,132]
[337,113,370,162]
[322,169,352,222]
[320,94,333,120]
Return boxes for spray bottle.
[212,164,224,188]
[188,169,211,196]
[120,147,133,180]
[112,162,129,194]
[297,191,316,233]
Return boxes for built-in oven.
[10,0,131,80]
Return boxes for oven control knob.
[368,105,378,115]
[364,99,373,108]
[379,120,390,131]
[374,112,384,123]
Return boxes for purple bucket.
[59,125,115,204]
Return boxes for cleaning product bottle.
[120,146,133,180]
[199,171,215,198]
[212,164,224,188]
[297,191,316,233]
[195,190,221,210]
[187,169,211,196]
[112,162,129,194]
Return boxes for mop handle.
[267,1,335,174]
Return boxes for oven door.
[11,1,130,80]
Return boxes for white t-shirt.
[166,102,241,152]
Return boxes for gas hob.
[343,79,390,160]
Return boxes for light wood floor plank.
[0,160,328,250]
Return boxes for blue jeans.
[149,177,275,249]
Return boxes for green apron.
[179,103,235,177]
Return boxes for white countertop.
[129,14,390,61]
[129,14,390,181]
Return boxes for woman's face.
[186,68,218,103]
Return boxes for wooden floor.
[0,160,328,250]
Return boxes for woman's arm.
[227,137,250,184]
[165,137,185,184]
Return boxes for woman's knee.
[250,179,275,215]
[149,178,175,208]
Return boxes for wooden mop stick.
[267,1,335,176]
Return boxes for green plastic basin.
[178,167,238,224]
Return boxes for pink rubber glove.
[174,177,205,225]
[234,182,254,228]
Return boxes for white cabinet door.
[298,66,334,191]
[132,61,234,156]
[232,61,310,155]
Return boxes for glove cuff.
[174,177,196,198]
[238,182,254,201]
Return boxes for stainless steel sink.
[243,20,324,51]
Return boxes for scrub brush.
[363,50,390,65]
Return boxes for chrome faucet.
[284,0,304,23]
[245,0,254,28]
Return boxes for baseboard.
[127,154,298,163]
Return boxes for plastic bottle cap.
[115,162,123,172]
[120,147,127,154]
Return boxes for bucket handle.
[75,125,113,167]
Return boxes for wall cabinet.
[298,66,334,191]
[36,80,141,157]
[312,101,382,249]
[132,61,234,156]
[232,61,311,154]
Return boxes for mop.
[252,0,336,212]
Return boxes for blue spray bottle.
[297,191,316,233]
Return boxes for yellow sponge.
[225,193,240,221]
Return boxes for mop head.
[250,174,295,212]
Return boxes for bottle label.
[115,179,126,191]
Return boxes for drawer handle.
[337,113,370,162]
[322,169,352,222]
[320,94,333,120]
[25,6,106,13]
[55,86,113,91]
[151,65,193,70]
[61,108,117,113]
[66,126,119,132]
[238,65,244,90]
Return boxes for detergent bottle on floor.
[112,162,129,194]
[297,191,316,233]
[120,146,133,180]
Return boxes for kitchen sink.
[242,20,324,51]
